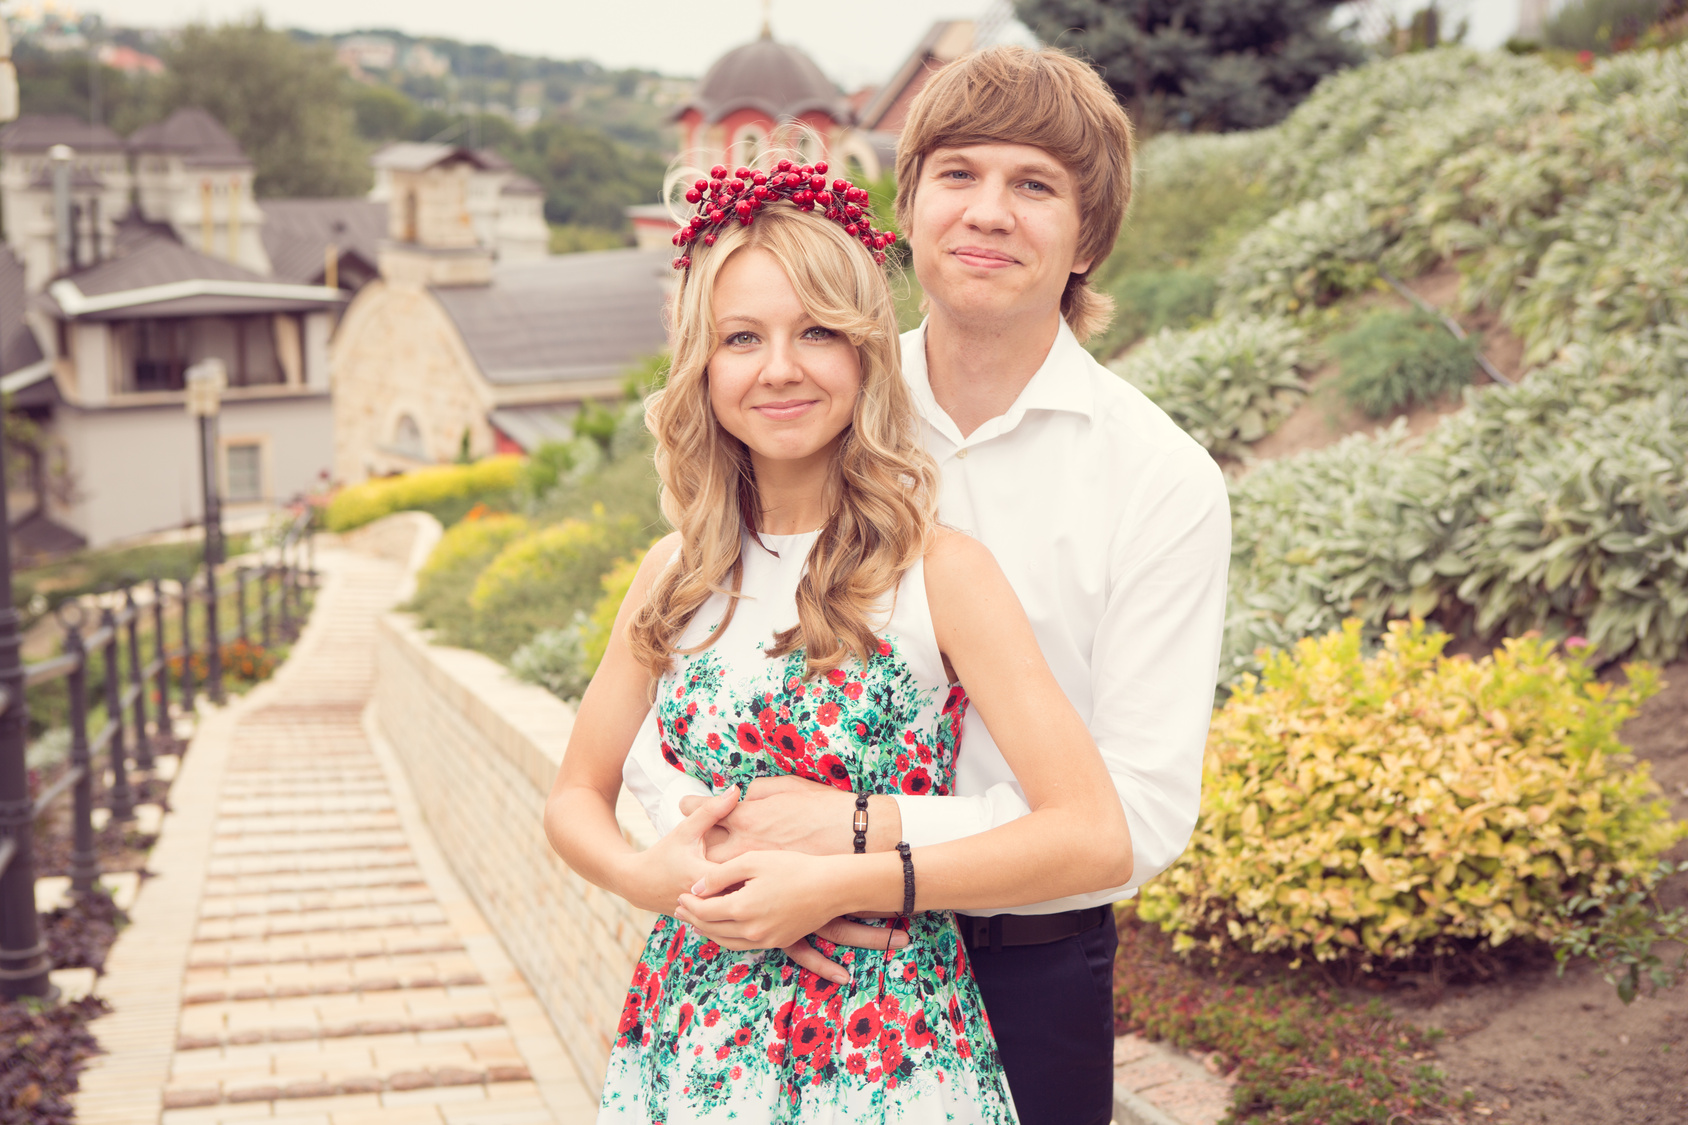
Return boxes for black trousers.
[967,916,1118,1125]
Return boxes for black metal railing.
[0,511,317,999]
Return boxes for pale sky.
[23,0,1522,90]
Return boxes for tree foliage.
[161,19,370,198]
[1013,0,1364,131]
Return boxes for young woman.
[545,164,1132,1123]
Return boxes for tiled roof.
[0,245,45,376]
[259,199,388,285]
[128,107,248,164]
[678,33,850,125]
[370,142,500,173]
[63,230,263,298]
[0,114,126,152]
[430,248,671,386]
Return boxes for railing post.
[0,414,50,999]
[64,619,99,896]
[280,550,295,641]
[151,577,170,731]
[101,604,134,824]
[236,566,249,647]
[178,577,196,712]
[124,586,152,771]
[260,565,273,649]
[205,560,224,706]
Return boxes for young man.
[625,47,1230,1125]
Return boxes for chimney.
[49,144,74,275]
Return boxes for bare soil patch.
[1386,660,1688,1125]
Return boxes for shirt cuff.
[654,774,708,838]
[891,794,993,849]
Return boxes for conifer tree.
[1014,0,1364,131]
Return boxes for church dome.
[680,33,851,124]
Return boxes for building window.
[392,414,426,459]
[121,315,287,393]
[225,442,263,503]
[730,127,767,167]
[131,319,191,391]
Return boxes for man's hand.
[678,774,902,860]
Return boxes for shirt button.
[954,448,969,460]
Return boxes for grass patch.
[1115,903,1453,1125]
[1327,309,1476,417]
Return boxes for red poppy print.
[901,767,933,795]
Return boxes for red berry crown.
[671,159,896,271]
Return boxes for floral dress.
[599,529,1017,1124]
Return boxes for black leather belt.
[959,906,1111,952]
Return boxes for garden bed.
[1114,659,1688,1125]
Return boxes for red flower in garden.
[900,767,933,796]
[737,723,765,753]
[816,754,852,789]
[844,1002,882,1048]
[771,723,807,756]
[816,701,840,726]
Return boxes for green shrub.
[407,512,532,647]
[324,456,524,532]
[1110,316,1309,458]
[1139,619,1683,966]
[1328,309,1476,417]
[510,623,592,701]
[1543,0,1669,52]
[1217,191,1384,317]
[467,509,647,658]
[1091,269,1217,362]
[1223,330,1688,679]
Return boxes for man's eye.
[1023,180,1049,193]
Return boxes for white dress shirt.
[624,318,1231,915]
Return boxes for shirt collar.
[902,317,1095,447]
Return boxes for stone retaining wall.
[363,513,655,1097]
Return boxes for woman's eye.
[802,326,837,341]
[726,332,759,346]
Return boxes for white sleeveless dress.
[598,529,1018,1124]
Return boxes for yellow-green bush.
[406,512,532,647]
[324,456,525,532]
[582,549,651,674]
[1139,619,1682,967]
[468,508,647,658]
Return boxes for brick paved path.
[75,548,596,1125]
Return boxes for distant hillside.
[6,18,683,240]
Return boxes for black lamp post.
[186,359,225,705]
[0,368,51,1001]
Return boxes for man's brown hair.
[893,46,1135,342]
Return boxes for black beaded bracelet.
[896,842,915,916]
[852,794,869,854]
